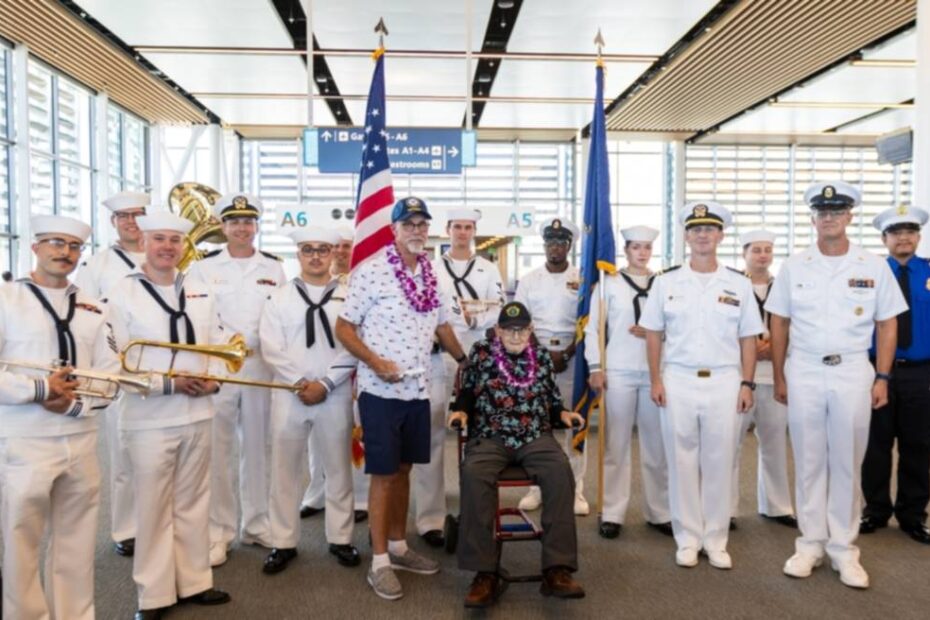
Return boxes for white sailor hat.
[620,225,659,243]
[335,226,355,242]
[103,191,151,213]
[31,215,91,242]
[680,201,732,230]
[289,226,341,246]
[446,208,481,223]
[803,181,861,210]
[213,193,262,221]
[738,229,777,247]
[540,217,579,241]
[136,210,195,234]
[873,205,929,233]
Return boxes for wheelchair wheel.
[444,514,459,554]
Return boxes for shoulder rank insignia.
[202,249,222,259]
[260,250,284,262]
[657,265,682,275]
[726,266,745,276]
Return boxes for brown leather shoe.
[541,567,585,599]
[464,572,505,608]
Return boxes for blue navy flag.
[571,63,616,453]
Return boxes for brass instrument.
[168,182,225,271]
[0,359,153,400]
[120,334,300,392]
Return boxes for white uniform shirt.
[514,264,580,348]
[108,273,225,431]
[259,278,356,388]
[186,248,285,352]
[340,250,451,401]
[765,244,907,356]
[640,263,763,369]
[0,279,119,437]
[584,271,655,373]
[433,254,504,350]
[73,245,145,300]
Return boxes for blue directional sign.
[308,127,466,174]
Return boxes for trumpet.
[0,359,153,400]
[120,334,301,392]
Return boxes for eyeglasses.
[501,326,531,337]
[814,209,850,220]
[37,238,85,253]
[299,245,332,257]
[114,210,145,220]
[544,239,570,248]
[400,220,430,233]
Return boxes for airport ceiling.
[0,0,918,144]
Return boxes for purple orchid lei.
[386,243,440,313]
[491,336,538,389]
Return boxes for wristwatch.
[874,372,892,382]
[740,380,757,391]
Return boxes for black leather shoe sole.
[134,608,166,620]
[354,510,369,523]
[762,514,799,528]
[421,530,445,547]
[300,506,324,519]
[900,524,930,545]
[647,522,674,537]
[178,588,231,606]
[263,548,298,574]
[115,538,135,557]
[329,543,361,567]
[859,518,888,534]
[729,519,737,531]
[598,522,621,539]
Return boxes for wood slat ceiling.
[605,0,916,133]
[0,0,208,124]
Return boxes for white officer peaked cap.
[804,181,861,209]
[136,210,195,234]
[31,215,91,242]
[213,193,262,221]
[336,226,355,242]
[739,229,777,246]
[539,217,580,240]
[680,200,732,229]
[289,226,341,246]
[872,205,929,232]
[620,225,659,243]
[446,208,481,223]
[103,191,151,213]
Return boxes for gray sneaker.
[367,565,403,600]
[389,548,440,575]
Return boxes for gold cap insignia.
[506,305,520,318]
[823,185,835,199]
[407,197,420,209]
[233,196,248,209]
[897,204,908,216]
[693,204,708,218]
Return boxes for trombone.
[0,359,153,400]
[119,334,301,392]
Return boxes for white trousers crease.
[108,399,135,542]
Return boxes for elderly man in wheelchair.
[447,301,585,608]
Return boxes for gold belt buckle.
[697,369,711,378]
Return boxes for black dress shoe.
[859,515,888,534]
[263,548,298,574]
[421,530,445,547]
[729,518,737,531]
[134,609,165,620]
[900,522,930,545]
[300,505,324,519]
[598,521,621,539]
[178,588,231,606]
[763,514,799,528]
[647,521,674,537]
[329,543,361,567]
[354,510,369,523]
[115,538,135,557]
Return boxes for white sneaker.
[518,487,542,511]
[675,548,699,568]
[209,542,228,567]
[831,559,869,589]
[573,493,590,516]
[783,553,823,578]
[707,550,732,570]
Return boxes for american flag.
[350,49,395,270]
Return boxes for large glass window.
[1,44,13,273]
[97,104,150,250]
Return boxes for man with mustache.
[336,196,466,601]
[0,215,119,619]
[860,205,930,545]
[74,190,149,558]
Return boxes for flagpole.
[594,28,608,523]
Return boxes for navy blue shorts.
[358,392,431,475]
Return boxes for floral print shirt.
[453,338,565,450]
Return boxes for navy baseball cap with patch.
[498,301,532,329]
[391,196,432,223]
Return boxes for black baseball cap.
[498,301,532,329]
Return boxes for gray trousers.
[457,433,578,573]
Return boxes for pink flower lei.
[386,243,440,314]
[491,336,538,389]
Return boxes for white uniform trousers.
[601,370,670,524]
[209,357,272,547]
[412,371,448,535]
[0,431,99,620]
[107,399,135,543]
[270,384,354,547]
[661,366,741,552]
[302,423,370,511]
[786,352,873,563]
[730,384,794,517]
[124,421,213,610]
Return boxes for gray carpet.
[75,429,929,619]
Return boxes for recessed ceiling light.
[497,1,515,8]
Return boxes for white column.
[93,92,111,249]
[13,44,32,275]
[917,0,930,256]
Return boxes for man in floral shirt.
[448,301,585,608]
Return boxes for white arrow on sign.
[448,146,459,158]
[321,130,333,142]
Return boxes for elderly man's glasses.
[37,238,85,253]
[299,245,332,257]
[400,220,430,233]
[501,326,531,338]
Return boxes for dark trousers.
[457,433,578,573]
[861,364,930,527]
